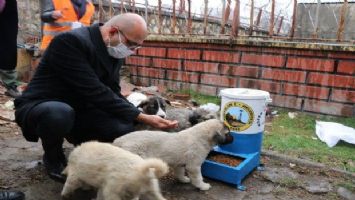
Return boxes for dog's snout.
[159,115,166,119]
[220,133,234,145]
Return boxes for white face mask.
[107,32,135,59]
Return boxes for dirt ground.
[0,85,354,200]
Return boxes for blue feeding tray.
[202,132,263,190]
[202,88,271,190]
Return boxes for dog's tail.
[138,158,169,179]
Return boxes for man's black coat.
[15,24,140,142]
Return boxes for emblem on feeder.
[223,101,254,132]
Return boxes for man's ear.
[108,26,119,37]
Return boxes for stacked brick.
[126,42,355,117]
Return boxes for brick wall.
[126,37,355,117]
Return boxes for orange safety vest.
[40,0,95,50]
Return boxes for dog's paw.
[178,176,191,183]
[198,182,211,191]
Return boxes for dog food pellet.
[207,153,244,167]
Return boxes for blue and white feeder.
[202,88,272,190]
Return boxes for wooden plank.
[277,16,284,35]
[256,8,262,28]
[171,0,177,34]
[158,0,162,34]
[269,0,275,36]
[249,0,254,35]
[232,0,240,37]
[337,0,348,41]
[203,0,208,34]
[220,0,226,34]
[187,0,192,34]
[289,0,297,38]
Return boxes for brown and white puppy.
[127,92,169,118]
[113,119,233,191]
[61,141,169,200]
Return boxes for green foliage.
[264,109,355,172]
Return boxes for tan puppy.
[61,141,169,200]
[113,119,233,191]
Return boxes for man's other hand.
[137,113,178,130]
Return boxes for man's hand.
[136,113,178,130]
[52,10,63,19]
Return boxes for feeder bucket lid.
[220,88,272,102]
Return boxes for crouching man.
[14,13,177,183]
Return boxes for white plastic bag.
[199,103,220,113]
[315,121,355,147]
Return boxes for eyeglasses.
[118,30,141,50]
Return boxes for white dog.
[113,119,233,191]
[61,141,169,200]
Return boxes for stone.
[260,167,299,183]
[337,187,355,200]
[301,177,332,193]
[258,183,274,194]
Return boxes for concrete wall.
[296,3,355,40]
[127,36,355,117]
[17,0,41,44]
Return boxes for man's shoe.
[4,85,21,98]
[43,155,67,183]
[0,191,25,200]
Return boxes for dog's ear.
[137,99,149,108]
[188,111,201,126]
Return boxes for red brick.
[328,52,355,59]
[283,84,329,100]
[241,53,285,67]
[286,57,334,72]
[125,56,151,66]
[308,73,355,88]
[203,51,240,63]
[167,49,201,60]
[129,66,138,76]
[338,61,355,75]
[220,64,259,78]
[331,89,355,103]
[152,58,181,70]
[304,99,353,117]
[137,67,165,79]
[138,47,166,57]
[239,79,281,93]
[166,71,199,83]
[184,61,219,73]
[270,94,302,109]
[201,74,237,87]
[262,69,306,83]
